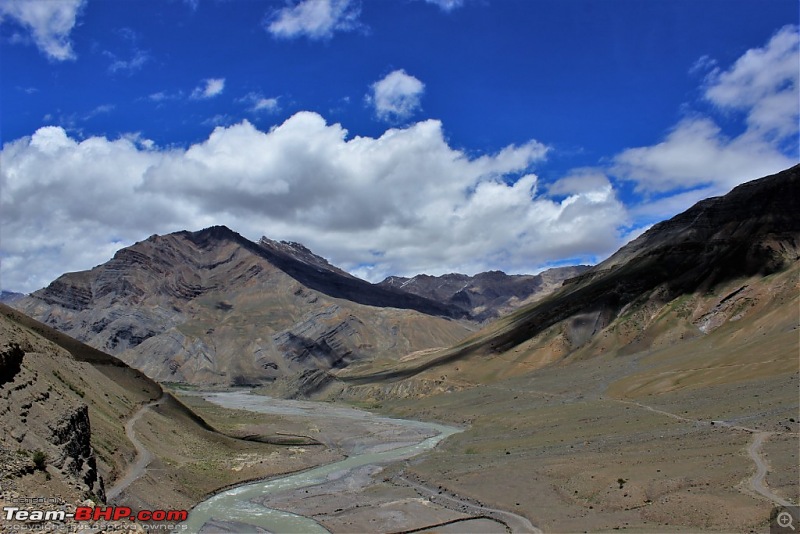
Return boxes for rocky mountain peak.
[258,236,350,277]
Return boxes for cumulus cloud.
[612,117,794,194]
[0,0,86,61]
[266,0,361,40]
[368,69,425,121]
[548,169,611,197]
[612,25,798,200]
[191,78,225,99]
[0,112,629,293]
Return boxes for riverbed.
[178,391,469,533]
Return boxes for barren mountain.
[338,164,799,386]
[0,302,158,506]
[13,226,473,385]
[328,165,799,532]
[379,266,589,322]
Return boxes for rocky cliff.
[0,338,105,502]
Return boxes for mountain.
[329,166,800,532]
[13,226,474,386]
[337,164,800,386]
[379,266,590,322]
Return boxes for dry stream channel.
[179,391,462,533]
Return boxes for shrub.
[32,450,47,471]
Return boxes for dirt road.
[747,431,794,507]
[106,395,164,502]
[615,398,796,507]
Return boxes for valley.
[1,166,798,533]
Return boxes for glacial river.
[179,391,461,533]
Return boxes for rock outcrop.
[0,340,104,501]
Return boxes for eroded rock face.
[49,404,105,501]
[0,343,24,385]
[0,342,104,502]
[13,227,473,386]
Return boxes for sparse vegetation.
[32,450,47,470]
[52,369,85,397]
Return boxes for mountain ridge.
[12,227,475,385]
[336,164,800,385]
[378,266,590,322]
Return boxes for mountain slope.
[0,303,343,521]
[327,166,799,533]
[337,164,799,386]
[13,226,473,385]
[0,302,160,504]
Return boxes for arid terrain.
[2,166,798,533]
[0,304,341,529]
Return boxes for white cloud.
[85,104,114,119]
[253,97,280,112]
[241,92,281,113]
[422,0,464,12]
[107,49,149,74]
[612,26,798,202]
[0,113,629,293]
[191,78,225,99]
[704,24,799,140]
[148,90,183,103]
[612,117,794,194]
[548,169,611,197]
[368,69,425,122]
[266,0,360,40]
[0,0,86,61]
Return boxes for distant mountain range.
[379,266,589,322]
[0,290,25,303]
[11,227,576,386]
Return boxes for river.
[179,391,462,533]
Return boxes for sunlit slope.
[337,165,799,389]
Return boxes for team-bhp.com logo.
[4,506,188,523]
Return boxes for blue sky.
[1,0,798,293]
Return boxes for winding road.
[614,398,796,507]
[747,431,794,507]
[106,394,165,502]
